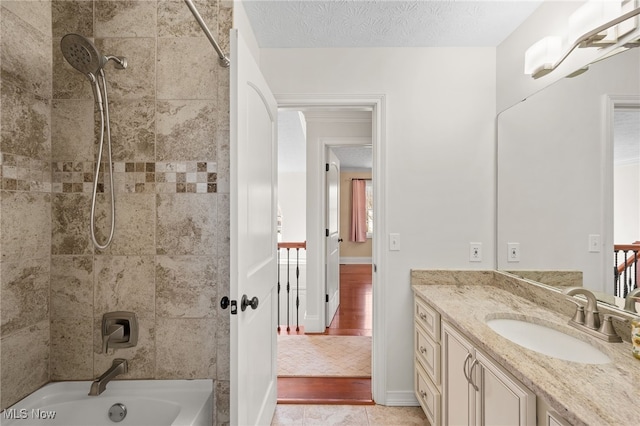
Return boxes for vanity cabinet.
[414,296,442,425]
[537,398,572,426]
[415,295,536,426]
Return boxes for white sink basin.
[486,318,611,364]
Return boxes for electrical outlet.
[469,242,482,262]
[507,242,520,262]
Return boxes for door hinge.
[325,294,329,303]
[326,163,329,172]
[325,228,329,237]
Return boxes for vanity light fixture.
[568,0,621,47]
[525,0,640,79]
[524,36,563,77]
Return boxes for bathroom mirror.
[497,47,640,314]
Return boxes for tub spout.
[89,358,128,396]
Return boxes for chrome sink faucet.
[564,287,626,342]
[89,358,128,396]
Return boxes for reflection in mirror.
[497,47,640,314]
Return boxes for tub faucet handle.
[101,311,138,354]
[103,324,125,354]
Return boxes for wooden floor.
[278,264,374,404]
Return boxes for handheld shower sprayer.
[60,34,128,250]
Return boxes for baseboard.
[340,257,372,264]
[383,391,419,407]
[302,314,324,333]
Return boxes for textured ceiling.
[269,1,545,172]
[332,145,373,170]
[242,0,543,48]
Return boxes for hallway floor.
[274,264,429,424]
[278,264,373,404]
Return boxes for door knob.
[220,296,230,309]
[338,238,343,242]
[241,294,259,311]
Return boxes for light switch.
[389,233,400,251]
[588,234,601,253]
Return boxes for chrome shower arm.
[184,0,230,67]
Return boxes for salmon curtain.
[350,179,367,243]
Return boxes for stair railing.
[277,241,306,332]
[614,242,640,298]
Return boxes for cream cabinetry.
[415,295,537,426]
[536,397,572,426]
[414,296,441,425]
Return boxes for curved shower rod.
[184,0,230,67]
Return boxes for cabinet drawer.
[415,325,440,384]
[415,296,440,341]
[415,361,441,426]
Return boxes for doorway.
[275,99,383,403]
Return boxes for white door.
[325,149,341,327]
[230,29,278,426]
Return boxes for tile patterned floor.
[271,404,430,425]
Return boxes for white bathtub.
[1,380,212,426]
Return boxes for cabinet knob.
[419,312,427,320]
[420,390,427,399]
[419,346,427,354]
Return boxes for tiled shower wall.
[1,0,54,410]
[1,1,232,422]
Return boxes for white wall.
[260,47,496,402]
[232,0,260,63]
[278,171,307,244]
[614,162,640,244]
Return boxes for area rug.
[277,335,371,377]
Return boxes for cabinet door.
[442,322,475,426]
[474,351,536,426]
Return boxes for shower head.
[60,34,106,77]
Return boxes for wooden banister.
[278,241,306,249]
[614,243,640,252]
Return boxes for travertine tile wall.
[1,1,232,422]
[0,0,53,409]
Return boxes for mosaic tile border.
[52,161,218,194]
[0,153,217,194]
[0,152,52,192]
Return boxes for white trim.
[275,93,387,405]
[603,94,640,294]
[383,391,419,407]
[340,257,372,264]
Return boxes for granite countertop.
[412,283,640,426]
